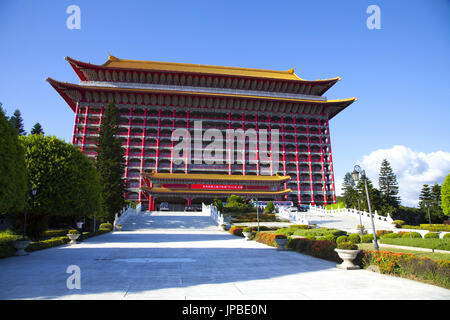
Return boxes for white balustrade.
[113,204,137,229]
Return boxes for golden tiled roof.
[102,55,304,81]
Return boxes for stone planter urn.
[67,233,80,245]
[13,240,31,256]
[243,231,252,240]
[115,224,122,231]
[335,248,360,270]
[274,238,288,251]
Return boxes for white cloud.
[356,145,450,207]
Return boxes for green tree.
[442,174,450,216]
[0,105,27,215]
[418,184,432,208]
[96,102,126,222]
[9,109,26,135]
[264,201,275,214]
[212,197,224,212]
[342,172,358,208]
[30,122,44,135]
[378,159,401,208]
[17,135,101,238]
[355,177,383,214]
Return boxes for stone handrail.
[113,204,136,229]
[203,203,225,226]
[308,204,395,229]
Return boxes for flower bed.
[363,250,450,289]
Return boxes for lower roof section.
[141,187,292,196]
[141,171,291,184]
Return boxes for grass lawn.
[357,243,450,261]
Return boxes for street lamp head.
[31,188,37,196]
[352,169,360,182]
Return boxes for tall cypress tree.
[30,122,44,135]
[9,109,26,135]
[96,102,125,222]
[378,159,401,208]
[342,172,357,208]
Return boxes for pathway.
[0,210,449,299]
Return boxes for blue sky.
[1,0,449,206]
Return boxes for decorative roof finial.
[286,67,295,74]
[107,52,119,61]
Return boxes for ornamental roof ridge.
[64,55,342,83]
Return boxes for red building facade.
[48,55,355,209]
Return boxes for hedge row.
[0,229,111,259]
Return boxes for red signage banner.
[190,184,244,190]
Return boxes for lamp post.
[251,198,260,232]
[23,187,37,240]
[356,198,363,236]
[352,165,379,250]
[426,200,432,227]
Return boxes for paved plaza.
[0,211,449,300]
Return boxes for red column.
[148,195,152,211]
[72,102,80,145]
[80,105,90,153]
[306,117,315,205]
[242,113,246,175]
[318,119,327,206]
[281,116,288,200]
[155,109,162,173]
[124,107,133,183]
[228,112,232,175]
[293,117,301,205]
[185,110,190,174]
[138,108,148,203]
[255,114,260,176]
[326,119,337,204]
[170,109,175,173]
[268,114,273,176]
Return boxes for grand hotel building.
[48,55,355,210]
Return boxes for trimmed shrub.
[393,220,405,226]
[289,224,309,230]
[336,236,348,244]
[348,234,361,244]
[44,229,69,238]
[242,227,252,233]
[99,223,113,231]
[382,232,401,239]
[68,229,79,235]
[443,233,450,239]
[274,234,287,239]
[361,234,375,243]
[286,238,339,262]
[401,232,422,239]
[229,226,244,237]
[276,228,295,236]
[376,230,393,237]
[254,232,278,247]
[337,241,358,250]
[424,232,439,239]
[25,236,70,252]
